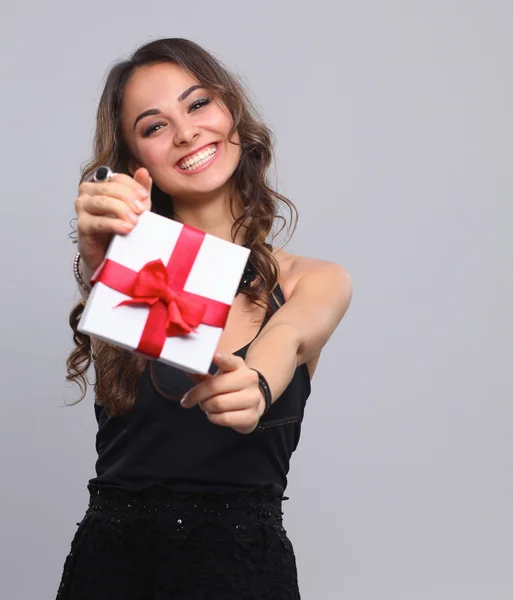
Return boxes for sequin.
[56,483,298,599]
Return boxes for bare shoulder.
[273,247,353,303]
[271,247,352,380]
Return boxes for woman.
[58,38,352,599]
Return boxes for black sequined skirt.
[56,483,300,600]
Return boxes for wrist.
[73,252,92,295]
[256,389,266,418]
[79,256,93,285]
[245,324,299,400]
[250,368,273,415]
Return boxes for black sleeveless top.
[89,285,311,493]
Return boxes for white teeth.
[179,145,217,171]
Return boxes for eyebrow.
[133,84,205,130]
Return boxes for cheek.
[135,140,168,168]
[227,141,242,168]
[226,132,242,164]
[210,102,234,136]
[206,109,240,164]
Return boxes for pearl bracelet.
[73,252,92,294]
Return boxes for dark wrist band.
[250,368,272,414]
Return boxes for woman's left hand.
[180,353,266,434]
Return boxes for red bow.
[117,259,207,337]
[91,225,231,359]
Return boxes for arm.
[244,260,353,400]
[181,259,353,433]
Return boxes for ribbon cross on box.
[78,211,250,374]
[91,226,231,359]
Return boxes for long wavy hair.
[67,38,297,416]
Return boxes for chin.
[162,167,238,199]
[179,181,234,200]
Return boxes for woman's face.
[121,62,241,201]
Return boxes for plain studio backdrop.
[0,1,511,598]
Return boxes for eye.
[142,122,166,137]
[189,97,211,112]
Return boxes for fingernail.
[137,189,148,200]
[180,393,189,407]
[127,211,138,224]
[134,200,145,212]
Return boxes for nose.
[172,117,200,146]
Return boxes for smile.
[177,143,218,172]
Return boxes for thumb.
[133,167,153,211]
[211,352,241,373]
[187,364,222,384]
[187,372,212,385]
[186,361,222,384]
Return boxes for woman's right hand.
[75,167,153,278]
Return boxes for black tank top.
[89,284,311,493]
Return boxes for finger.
[199,389,254,414]
[212,352,245,374]
[109,172,150,200]
[80,195,140,224]
[186,362,222,385]
[206,409,258,434]
[187,372,211,385]
[132,167,153,210]
[80,181,146,215]
[79,213,135,237]
[181,369,252,408]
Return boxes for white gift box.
[78,211,250,374]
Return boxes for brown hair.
[67,38,297,416]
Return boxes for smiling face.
[121,62,242,202]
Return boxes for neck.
[172,186,247,245]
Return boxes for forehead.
[122,62,199,115]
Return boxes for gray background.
[1,1,511,598]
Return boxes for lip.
[174,142,220,175]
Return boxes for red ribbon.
[91,226,231,358]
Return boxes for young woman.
[58,37,352,600]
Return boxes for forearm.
[244,323,302,405]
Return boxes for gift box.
[78,211,250,374]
